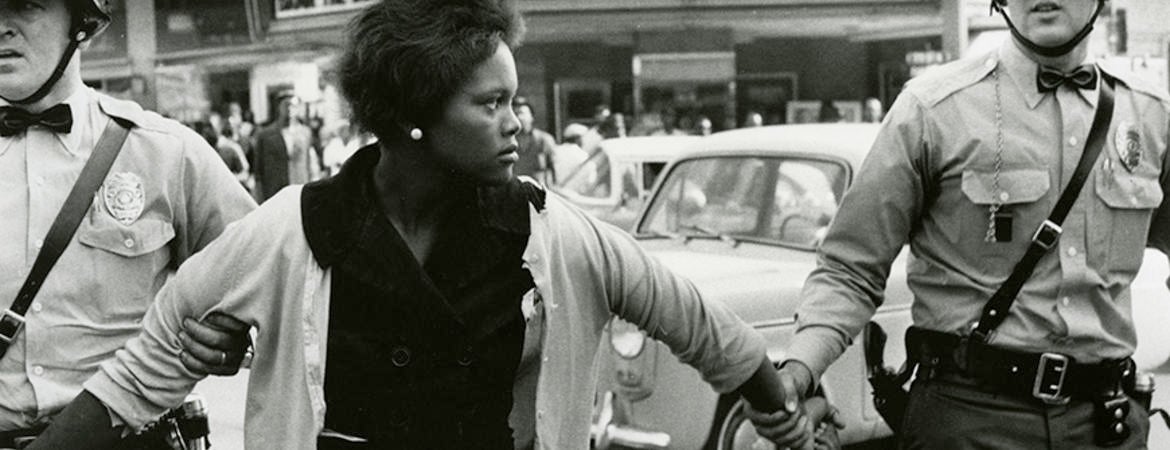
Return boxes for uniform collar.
[0,87,97,158]
[998,39,1098,110]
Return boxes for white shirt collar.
[998,40,1098,110]
[0,87,100,158]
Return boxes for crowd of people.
[184,95,374,204]
[523,97,883,189]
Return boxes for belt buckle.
[0,309,26,345]
[1033,352,1071,405]
[1031,220,1063,251]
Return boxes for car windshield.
[638,155,847,248]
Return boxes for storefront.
[82,0,1161,139]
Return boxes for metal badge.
[102,172,145,225]
[1114,122,1142,173]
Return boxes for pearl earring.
[409,128,423,141]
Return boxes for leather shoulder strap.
[972,75,1117,341]
[0,118,132,356]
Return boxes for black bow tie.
[0,104,73,137]
[1036,65,1098,93]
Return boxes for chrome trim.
[592,391,671,450]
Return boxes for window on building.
[275,0,375,18]
[157,0,255,52]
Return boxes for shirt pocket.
[76,206,176,322]
[959,168,1051,271]
[1091,170,1163,272]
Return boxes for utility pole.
[124,0,159,110]
[941,0,968,61]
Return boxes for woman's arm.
[566,200,815,446]
[584,211,766,393]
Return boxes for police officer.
[749,0,1169,448]
[0,0,255,446]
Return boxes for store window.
[275,0,375,18]
[157,0,255,52]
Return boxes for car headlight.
[610,321,646,359]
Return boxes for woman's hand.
[178,313,252,376]
[804,396,845,450]
[743,367,813,449]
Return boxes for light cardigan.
[85,184,768,449]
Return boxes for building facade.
[81,0,1167,137]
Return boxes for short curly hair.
[338,0,525,142]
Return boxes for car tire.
[707,396,777,450]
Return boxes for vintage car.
[590,123,913,449]
[589,123,1170,449]
[552,136,699,230]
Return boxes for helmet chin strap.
[1,34,83,106]
[994,1,1106,58]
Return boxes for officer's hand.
[178,313,252,376]
[744,368,813,449]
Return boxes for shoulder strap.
[971,74,1117,342]
[0,118,132,356]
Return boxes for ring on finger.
[219,351,227,366]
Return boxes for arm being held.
[28,191,304,447]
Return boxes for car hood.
[643,241,816,326]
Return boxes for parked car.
[589,123,1170,449]
[552,136,698,230]
[590,123,911,449]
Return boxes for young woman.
[29,1,824,448]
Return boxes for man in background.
[252,91,318,202]
[512,96,556,184]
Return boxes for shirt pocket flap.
[79,217,176,258]
[1095,171,1164,209]
[961,168,1050,205]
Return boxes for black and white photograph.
[0,0,1169,449]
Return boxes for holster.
[868,366,911,433]
[1093,393,1131,447]
[864,322,914,433]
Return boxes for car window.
[769,160,844,245]
[561,148,612,198]
[639,156,846,248]
[642,162,667,191]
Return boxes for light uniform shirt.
[787,40,1170,379]
[0,88,255,430]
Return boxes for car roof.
[598,136,701,162]
[680,123,881,169]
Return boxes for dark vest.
[301,151,545,449]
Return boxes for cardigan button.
[390,346,411,367]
